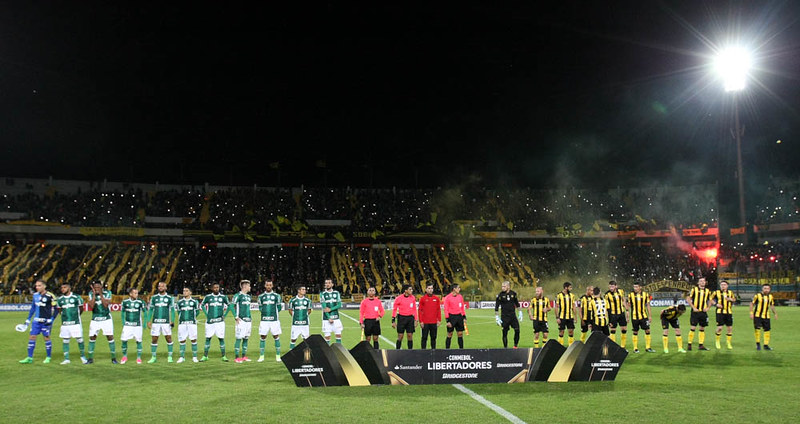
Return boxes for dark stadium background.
[1,2,799,226]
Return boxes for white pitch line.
[452,384,527,424]
[340,311,527,424]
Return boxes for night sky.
[1,1,799,191]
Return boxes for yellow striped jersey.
[688,286,712,310]
[555,292,576,320]
[661,306,681,320]
[604,289,626,315]
[579,295,594,321]
[529,296,550,321]
[712,289,735,315]
[627,291,651,320]
[589,297,608,327]
[752,293,774,319]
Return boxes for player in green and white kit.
[258,279,283,362]
[176,286,201,363]
[200,283,230,362]
[320,278,343,345]
[120,287,146,364]
[147,281,176,363]
[87,281,117,364]
[229,280,253,363]
[56,282,88,365]
[288,286,312,349]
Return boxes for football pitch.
[0,307,797,423]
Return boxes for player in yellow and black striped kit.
[587,286,609,335]
[578,286,594,342]
[554,282,578,346]
[750,284,778,350]
[685,277,712,351]
[711,280,735,350]
[604,281,627,348]
[660,303,686,353]
[527,286,551,348]
[627,282,654,353]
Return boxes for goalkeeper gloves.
[495,315,502,326]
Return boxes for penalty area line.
[341,312,526,423]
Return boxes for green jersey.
[121,298,146,326]
[177,297,201,324]
[258,292,282,322]
[56,293,83,326]
[289,296,312,326]
[149,293,175,324]
[230,292,252,322]
[89,290,113,321]
[320,289,342,320]
[201,293,229,324]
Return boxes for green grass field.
[0,306,796,423]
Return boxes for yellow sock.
[542,337,548,345]
[688,331,695,345]
[609,333,616,343]
[676,335,683,349]
[662,336,669,351]
[715,333,721,343]
[754,329,761,344]
[558,336,564,346]
[645,334,652,349]
[534,339,539,348]
[726,334,732,345]
[620,333,627,348]
[580,332,587,343]
[632,335,638,350]
[568,336,574,345]
[699,331,705,345]
[764,331,770,346]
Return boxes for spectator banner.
[79,227,145,237]
[0,304,31,312]
[283,334,627,387]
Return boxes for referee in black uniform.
[495,281,521,348]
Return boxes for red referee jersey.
[359,297,385,323]
[418,294,442,324]
[443,293,466,318]
[392,294,419,320]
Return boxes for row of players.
[490,278,778,353]
[17,276,779,365]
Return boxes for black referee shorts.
[690,311,709,327]
[363,318,381,336]
[447,314,465,332]
[396,315,415,334]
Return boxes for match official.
[360,287,384,349]
[392,285,418,349]
[443,284,466,349]
[418,283,441,349]
[495,281,521,348]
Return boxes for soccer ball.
[15,323,28,332]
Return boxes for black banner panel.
[380,348,535,385]
[282,335,348,387]
[570,332,628,381]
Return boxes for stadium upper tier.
[0,177,718,233]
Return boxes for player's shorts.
[235,320,252,339]
[447,315,465,332]
[150,323,172,337]
[322,319,344,336]
[178,323,198,342]
[501,315,520,331]
[716,313,733,327]
[580,319,592,332]
[592,325,610,335]
[290,325,310,340]
[631,319,650,332]
[753,317,771,331]
[363,318,381,337]
[121,325,143,342]
[89,319,114,337]
[259,320,282,337]
[558,318,575,331]
[609,313,628,328]
[396,314,415,334]
[532,320,549,333]
[60,324,83,339]
[205,321,226,339]
[661,316,680,330]
[690,311,709,327]
[30,321,52,337]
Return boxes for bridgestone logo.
[427,361,492,370]
[495,363,523,368]
[442,373,479,379]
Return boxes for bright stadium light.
[714,46,751,92]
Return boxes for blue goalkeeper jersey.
[28,292,57,323]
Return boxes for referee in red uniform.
[392,285,419,349]
[443,284,467,349]
[418,283,441,349]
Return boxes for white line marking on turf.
[342,312,526,424]
[452,384,527,424]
